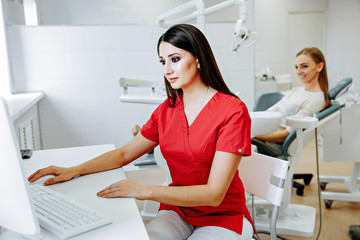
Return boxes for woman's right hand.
[28,165,78,186]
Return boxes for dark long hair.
[157,24,237,107]
[297,47,329,108]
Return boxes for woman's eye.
[301,65,307,69]
[171,57,180,63]
[159,59,165,65]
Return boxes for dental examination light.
[232,15,258,51]
[156,0,258,51]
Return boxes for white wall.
[36,0,239,25]
[254,0,287,75]
[1,0,24,24]
[0,0,25,96]
[7,25,162,149]
[326,0,360,94]
[7,23,255,149]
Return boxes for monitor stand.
[0,228,43,240]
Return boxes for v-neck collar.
[179,91,219,129]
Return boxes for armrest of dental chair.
[317,103,342,120]
[282,103,342,157]
[286,116,318,129]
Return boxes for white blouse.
[267,87,326,132]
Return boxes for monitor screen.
[0,97,40,238]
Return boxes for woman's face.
[159,41,200,90]
[295,54,324,85]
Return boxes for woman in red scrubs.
[28,24,254,240]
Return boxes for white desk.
[1,144,149,240]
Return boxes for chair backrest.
[253,92,284,112]
[239,152,288,240]
[328,77,353,100]
[240,152,288,206]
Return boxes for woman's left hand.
[97,179,146,199]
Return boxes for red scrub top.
[141,91,254,234]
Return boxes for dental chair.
[252,77,353,196]
[250,77,353,237]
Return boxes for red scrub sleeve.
[140,103,162,143]
[216,107,252,156]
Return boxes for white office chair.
[145,150,289,240]
[239,152,288,240]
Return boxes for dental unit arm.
[156,0,258,51]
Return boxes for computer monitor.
[0,97,40,239]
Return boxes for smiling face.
[158,41,200,90]
[295,54,324,85]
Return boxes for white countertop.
[4,92,45,121]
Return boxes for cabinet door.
[13,106,42,150]
[322,104,360,162]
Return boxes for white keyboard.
[29,184,112,239]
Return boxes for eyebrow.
[295,62,309,66]
[159,52,181,58]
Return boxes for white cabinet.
[255,74,292,98]
[322,104,360,162]
[255,78,277,98]
[13,105,41,150]
[5,92,44,150]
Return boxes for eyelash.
[295,65,308,70]
[171,57,180,63]
[159,57,181,65]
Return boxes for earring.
[198,64,201,71]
